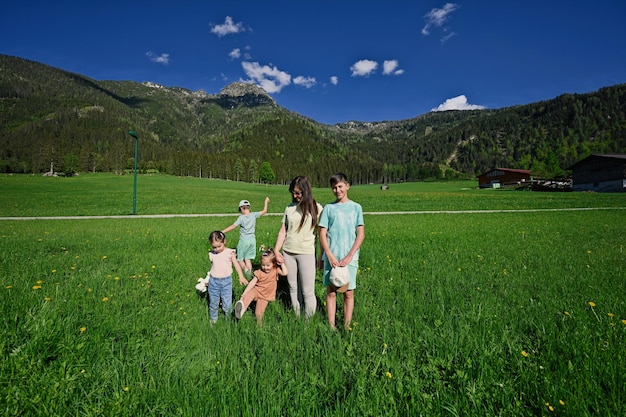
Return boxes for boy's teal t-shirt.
[235,212,261,239]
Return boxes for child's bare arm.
[278,263,289,276]
[222,224,237,234]
[340,225,365,266]
[259,197,270,216]
[319,227,338,267]
[231,251,248,285]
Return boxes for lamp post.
[128,130,139,215]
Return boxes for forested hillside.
[1,54,625,185]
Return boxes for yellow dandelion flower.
[608,313,614,317]
[88,288,93,292]
[564,311,570,315]
[32,285,42,290]
[44,297,51,301]
[81,369,86,374]
[5,285,12,289]
[521,350,528,357]
[37,280,43,284]
[385,371,393,379]
[102,255,107,259]
[102,296,109,302]
[588,301,596,307]
[559,400,565,406]
[586,250,591,254]
[51,270,56,273]
[622,319,626,325]
[123,387,129,392]
[549,405,555,412]
[152,265,156,269]
[80,327,87,332]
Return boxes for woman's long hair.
[289,176,319,232]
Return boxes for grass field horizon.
[1,174,625,416]
[2,173,626,218]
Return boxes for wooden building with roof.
[478,168,532,188]
[567,154,626,192]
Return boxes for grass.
[1,173,625,217]
[1,174,625,416]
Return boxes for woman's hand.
[275,251,285,264]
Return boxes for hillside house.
[567,154,626,192]
[478,168,532,188]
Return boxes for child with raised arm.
[207,230,248,324]
[234,248,288,325]
[222,197,270,277]
[318,173,365,330]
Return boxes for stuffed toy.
[195,272,210,292]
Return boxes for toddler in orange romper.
[234,248,288,324]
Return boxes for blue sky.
[2,1,625,125]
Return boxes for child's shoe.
[235,300,245,319]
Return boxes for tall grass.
[1,175,625,416]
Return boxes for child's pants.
[208,276,232,321]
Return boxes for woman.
[275,176,323,318]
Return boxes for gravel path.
[1,207,623,220]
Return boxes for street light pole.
[128,130,139,215]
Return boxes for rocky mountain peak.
[212,81,276,108]
[219,82,271,98]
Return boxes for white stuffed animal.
[195,272,210,292]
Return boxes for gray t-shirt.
[235,212,261,240]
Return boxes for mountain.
[1,54,625,185]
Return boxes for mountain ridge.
[1,54,625,185]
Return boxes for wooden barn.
[478,168,532,188]
[567,154,626,192]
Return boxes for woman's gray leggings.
[282,251,317,318]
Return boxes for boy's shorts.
[236,238,256,261]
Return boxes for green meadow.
[1,174,625,416]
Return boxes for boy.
[222,197,269,276]
[318,173,365,329]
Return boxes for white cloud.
[211,16,245,37]
[383,60,404,76]
[294,76,316,88]
[431,95,485,111]
[242,46,252,60]
[422,3,458,36]
[330,76,338,85]
[229,48,241,60]
[241,61,291,93]
[440,31,456,43]
[350,59,378,77]
[146,51,170,65]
